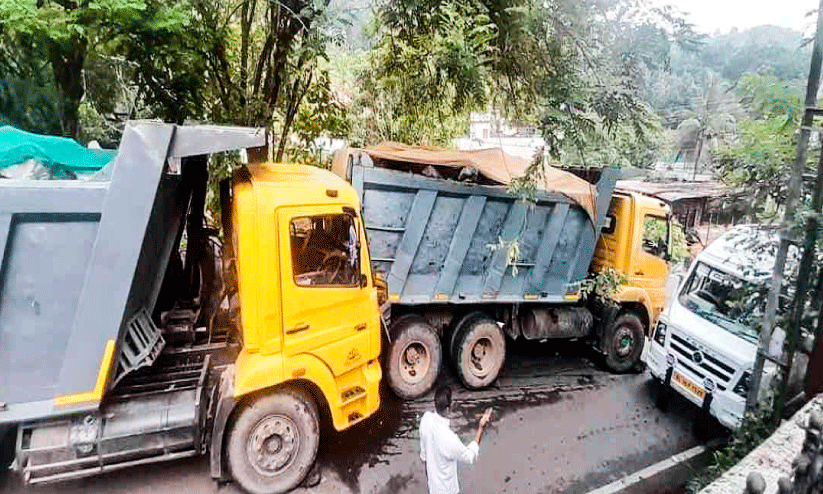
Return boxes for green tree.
[112,0,210,124]
[361,0,699,163]
[674,75,742,174]
[351,0,493,146]
[189,0,346,160]
[0,0,150,137]
[715,75,803,220]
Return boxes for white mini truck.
[646,225,787,429]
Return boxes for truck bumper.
[647,341,744,430]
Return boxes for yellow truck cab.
[230,163,381,415]
[219,163,382,492]
[593,190,672,328]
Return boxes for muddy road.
[1,340,722,494]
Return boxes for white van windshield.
[678,261,765,343]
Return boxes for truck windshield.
[678,261,764,343]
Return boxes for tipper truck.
[0,122,672,493]
[0,122,382,494]
[332,144,673,399]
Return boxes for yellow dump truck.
[0,123,380,494]
[0,123,670,494]
[334,147,672,399]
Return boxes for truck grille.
[669,331,736,389]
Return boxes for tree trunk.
[49,38,87,138]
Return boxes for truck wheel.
[603,313,645,373]
[453,315,506,389]
[228,389,319,494]
[386,316,441,399]
[448,312,486,367]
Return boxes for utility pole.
[775,130,823,423]
[693,128,703,181]
[746,0,823,412]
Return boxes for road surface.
[1,340,722,494]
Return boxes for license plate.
[673,371,706,400]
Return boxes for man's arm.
[475,408,492,445]
[446,432,479,465]
[448,408,493,465]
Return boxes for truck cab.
[590,190,672,369]
[645,226,783,429]
[227,163,382,428]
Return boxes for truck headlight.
[654,322,667,346]
[733,371,751,397]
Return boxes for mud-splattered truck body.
[333,146,672,398]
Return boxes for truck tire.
[227,389,319,494]
[448,312,481,367]
[453,315,506,389]
[386,315,441,399]
[603,313,645,373]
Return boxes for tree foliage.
[647,25,808,130]
[0,0,148,137]
[715,75,804,220]
[357,0,699,166]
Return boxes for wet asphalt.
[1,339,723,494]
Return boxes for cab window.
[290,214,359,287]
[642,215,669,258]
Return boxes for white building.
[455,111,547,161]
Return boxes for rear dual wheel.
[450,313,506,390]
[386,315,442,399]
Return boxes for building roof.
[616,179,738,203]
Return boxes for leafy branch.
[581,268,627,307]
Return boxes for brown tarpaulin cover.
[336,141,597,221]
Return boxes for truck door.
[629,214,670,320]
[278,206,374,375]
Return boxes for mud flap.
[597,304,619,353]
[656,366,674,411]
[701,391,713,413]
[210,366,236,482]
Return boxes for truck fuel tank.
[516,307,593,340]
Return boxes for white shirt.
[419,410,480,494]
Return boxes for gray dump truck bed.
[0,122,265,424]
[349,164,618,305]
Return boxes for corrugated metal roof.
[615,179,738,202]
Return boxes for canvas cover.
[337,141,598,222]
[0,125,115,177]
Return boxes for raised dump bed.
[335,145,671,400]
[351,164,617,305]
[0,123,265,423]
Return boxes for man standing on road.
[419,385,493,494]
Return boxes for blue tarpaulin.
[0,126,115,173]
